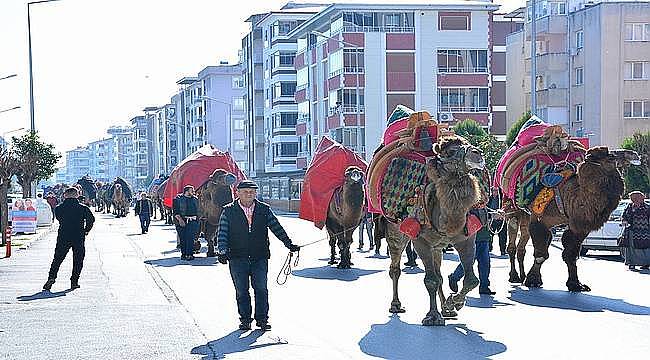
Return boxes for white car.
[580,199,650,256]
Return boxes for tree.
[12,132,62,198]
[0,145,20,245]
[621,131,650,194]
[453,119,507,174]
[453,118,488,138]
[505,111,532,147]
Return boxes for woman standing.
[621,191,650,270]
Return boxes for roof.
[176,77,199,85]
[503,6,525,19]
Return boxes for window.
[232,97,245,111]
[233,140,246,151]
[331,16,343,34]
[437,50,488,73]
[575,104,583,122]
[277,143,298,157]
[297,67,309,89]
[438,87,489,112]
[272,20,297,38]
[298,101,310,121]
[234,119,246,130]
[384,13,401,27]
[329,49,343,77]
[575,67,584,85]
[273,82,296,98]
[625,23,650,41]
[331,127,365,150]
[232,76,244,88]
[297,37,307,52]
[576,31,584,49]
[273,112,298,128]
[439,15,470,31]
[273,51,295,69]
[624,100,650,118]
[625,62,648,80]
[343,49,364,72]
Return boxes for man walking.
[173,185,200,261]
[43,187,95,291]
[487,187,508,255]
[217,180,300,331]
[135,192,153,234]
[357,207,374,251]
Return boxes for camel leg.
[507,216,522,283]
[337,229,353,269]
[328,229,338,265]
[562,229,591,292]
[516,219,531,282]
[205,222,218,257]
[524,220,551,288]
[446,235,479,312]
[412,239,445,326]
[387,232,408,314]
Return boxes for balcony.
[344,66,364,74]
[536,88,568,107]
[534,53,568,72]
[525,15,567,37]
[342,25,414,33]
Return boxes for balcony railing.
[438,106,489,113]
[342,25,414,33]
[344,66,364,74]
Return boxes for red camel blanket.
[299,137,368,229]
[163,144,246,207]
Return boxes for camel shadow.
[17,289,72,301]
[582,253,623,263]
[359,315,506,359]
[145,256,219,267]
[402,266,424,274]
[465,296,514,309]
[190,330,285,359]
[508,288,650,315]
[292,266,383,281]
[160,248,180,255]
[490,254,509,260]
[366,253,389,259]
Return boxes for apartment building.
[148,104,180,176]
[130,115,154,190]
[198,63,249,173]
[290,1,500,168]
[173,77,206,154]
[65,146,90,184]
[87,137,117,183]
[507,0,650,147]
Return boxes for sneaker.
[70,282,81,290]
[448,275,458,293]
[629,265,636,270]
[404,261,417,267]
[43,279,55,291]
[181,255,190,261]
[256,321,271,331]
[238,322,251,331]
[479,288,496,295]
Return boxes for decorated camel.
[76,176,97,207]
[97,183,113,214]
[195,169,237,257]
[112,183,129,217]
[157,179,173,224]
[495,121,640,291]
[147,175,169,220]
[367,107,486,326]
[325,166,365,268]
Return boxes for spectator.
[620,191,650,271]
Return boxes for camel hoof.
[328,259,338,265]
[389,304,406,313]
[206,252,216,258]
[441,308,457,318]
[508,272,522,283]
[567,282,591,292]
[422,315,445,326]
[337,263,351,269]
[524,274,543,288]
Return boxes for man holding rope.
[216,180,300,331]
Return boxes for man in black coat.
[216,180,300,331]
[135,192,154,234]
[173,185,200,260]
[43,187,95,291]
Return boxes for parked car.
[580,199,650,256]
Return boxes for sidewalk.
[0,215,207,359]
[1,224,55,254]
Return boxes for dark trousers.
[178,220,199,256]
[450,240,491,291]
[139,213,151,233]
[229,258,269,324]
[406,241,418,264]
[358,218,374,247]
[48,237,85,282]
[491,219,508,254]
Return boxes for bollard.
[5,226,11,258]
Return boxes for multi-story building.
[107,126,135,187]
[130,115,153,190]
[290,1,499,168]
[198,63,249,173]
[507,0,650,147]
[177,77,206,154]
[257,5,322,174]
[65,146,90,184]
[149,104,180,176]
[87,137,117,183]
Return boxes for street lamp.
[199,95,232,152]
[311,30,363,158]
[28,0,63,135]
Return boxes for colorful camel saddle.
[381,157,428,222]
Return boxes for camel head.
[208,169,237,187]
[430,135,485,176]
[534,125,569,156]
[343,166,365,185]
[583,147,640,170]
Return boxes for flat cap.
[237,180,259,189]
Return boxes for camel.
[76,176,97,207]
[381,135,485,326]
[195,169,236,257]
[325,166,365,269]
[521,146,640,291]
[504,206,531,283]
[98,183,113,214]
[156,179,173,224]
[112,183,129,217]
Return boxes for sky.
[0,0,523,154]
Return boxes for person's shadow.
[358,314,507,359]
[17,289,73,301]
[465,296,515,309]
[191,330,286,359]
[145,256,219,267]
[509,287,650,315]
[292,266,382,281]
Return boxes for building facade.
[290,2,500,168]
[65,146,90,184]
[87,137,117,183]
[506,0,650,147]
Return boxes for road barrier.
[5,226,11,258]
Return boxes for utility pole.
[530,0,537,115]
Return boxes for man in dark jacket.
[216,180,300,331]
[43,187,95,291]
[173,185,200,260]
[487,187,508,255]
[135,192,154,234]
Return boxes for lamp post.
[530,0,537,116]
[311,31,363,158]
[200,96,233,152]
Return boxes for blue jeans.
[139,213,151,233]
[229,258,269,324]
[179,220,199,256]
[450,240,491,291]
[358,218,373,247]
